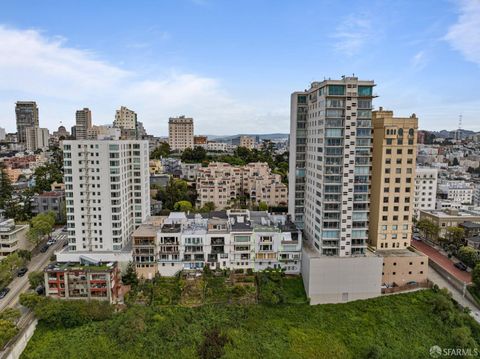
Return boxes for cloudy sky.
[0,0,479,135]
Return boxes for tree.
[201,202,215,212]
[446,226,465,247]
[28,271,45,289]
[0,162,13,210]
[27,211,56,245]
[472,263,480,288]
[156,179,196,210]
[150,143,171,159]
[122,262,138,287]
[181,146,207,163]
[457,246,479,269]
[174,200,193,212]
[258,201,268,211]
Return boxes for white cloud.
[0,25,286,135]
[411,50,428,70]
[331,15,373,56]
[445,0,480,65]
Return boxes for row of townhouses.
[133,210,302,278]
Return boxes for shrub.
[197,328,229,359]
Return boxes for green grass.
[21,290,480,359]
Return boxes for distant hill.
[426,129,476,139]
[206,133,289,142]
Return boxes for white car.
[47,238,56,246]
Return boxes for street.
[428,266,480,324]
[0,228,66,312]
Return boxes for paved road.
[428,267,480,324]
[0,229,66,311]
[412,239,471,283]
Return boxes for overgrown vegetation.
[257,270,308,305]
[21,289,480,358]
[0,308,20,349]
[0,252,29,288]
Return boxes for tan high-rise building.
[25,127,49,151]
[75,108,92,140]
[370,108,427,288]
[168,116,194,151]
[239,136,255,149]
[370,108,418,250]
[114,106,137,130]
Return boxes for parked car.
[0,287,10,299]
[62,240,68,247]
[412,235,421,241]
[17,267,28,277]
[454,262,468,271]
[40,245,49,253]
[47,238,56,246]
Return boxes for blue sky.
[0,0,479,135]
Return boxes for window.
[328,85,345,95]
[358,86,373,96]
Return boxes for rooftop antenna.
[457,114,462,141]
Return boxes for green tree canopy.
[174,200,193,212]
[150,142,171,159]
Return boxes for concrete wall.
[302,249,383,305]
[1,317,37,359]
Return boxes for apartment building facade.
[15,101,39,144]
[31,191,66,223]
[414,167,438,217]
[114,106,137,130]
[368,109,428,288]
[239,136,255,149]
[289,77,385,304]
[75,108,92,140]
[44,261,120,303]
[168,116,194,151]
[62,140,150,253]
[369,109,418,250]
[132,211,302,278]
[0,214,29,259]
[196,162,287,209]
[25,127,49,151]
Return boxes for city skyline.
[0,0,480,135]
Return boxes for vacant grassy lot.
[21,289,480,359]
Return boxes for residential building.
[239,136,255,149]
[132,211,302,278]
[114,106,137,130]
[289,77,383,304]
[0,212,29,259]
[15,101,39,144]
[180,162,202,181]
[31,191,66,223]
[168,116,194,151]
[419,208,480,238]
[194,136,208,146]
[414,167,438,217]
[75,108,92,140]
[369,109,418,250]
[438,180,474,205]
[0,127,6,141]
[87,125,121,140]
[368,109,428,287]
[62,140,150,255]
[25,127,49,151]
[44,261,120,303]
[196,162,287,209]
[206,142,228,152]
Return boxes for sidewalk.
[412,239,471,283]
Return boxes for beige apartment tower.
[168,116,194,151]
[369,108,427,287]
[370,108,418,249]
